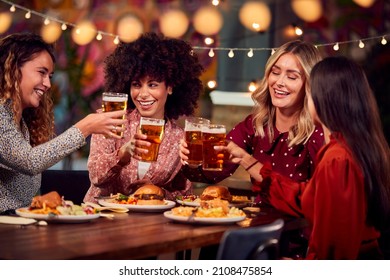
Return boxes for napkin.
[0,216,37,225]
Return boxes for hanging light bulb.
[271,49,276,55]
[208,48,215,57]
[333,43,340,51]
[61,23,67,30]
[113,36,120,45]
[359,40,365,48]
[211,0,220,6]
[204,37,214,45]
[228,49,234,58]
[25,11,31,19]
[10,5,16,12]
[247,48,254,57]
[294,25,303,36]
[96,32,103,41]
[381,37,387,45]
[44,18,50,25]
[207,80,217,89]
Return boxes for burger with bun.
[200,185,232,202]
[133,184,165,205]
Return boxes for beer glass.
[102,92,128,137]
[184,117,210,167]
[139,117,165,162]
[202,124,227,171]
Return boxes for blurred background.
[0,0,389,169]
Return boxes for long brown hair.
[252,40,322,146]
[0,33,55,146]
[311,56,390,230]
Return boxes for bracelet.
[245,160,259,171]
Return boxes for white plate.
[163,211,246,224]
[176,199,200,207]
[176,199,248,208]
[0,216,37,225]
[98,199,176,212]
[15,208,101,223]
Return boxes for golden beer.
[185,117,210,167]
[102,92,128,137]
[202,124,226,171]
[139,117,165,162]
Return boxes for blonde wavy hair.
[0,33,55,146]
[252,40,322,146]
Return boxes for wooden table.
[0,206,306,260]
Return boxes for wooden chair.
[216,219,284,260]
[40,169,91,204]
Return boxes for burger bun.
[134,184,165,205]
[200,185,232,202]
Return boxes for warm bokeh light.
[239,1,272,32]
[41,21,62,43]
[204,37,214,45]
[117,14,143,42]
[207,80,217,89]
[159,9,189,38]
[0,12,12,34]
[71,20,97,45]
[291,0,323,22]
[248,81,257,92]
[193,6,223,35]
[353,0,376,8]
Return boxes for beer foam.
[202,127,226,134]
[102,96,127,102]
[140,118,165,126]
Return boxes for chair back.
[217,219,284,260]
[40,169,90,204]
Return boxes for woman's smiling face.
[268,53,306,115]
[130,76,171,119]
[19,50,54,110]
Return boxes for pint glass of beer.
[102,92,128,137]
[202,124,226,171]
[139,117,165,162]
[184,117,210,167]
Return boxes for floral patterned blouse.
[0,100,85,213]
[84,110,192,202]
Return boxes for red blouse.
[260,133,381,259]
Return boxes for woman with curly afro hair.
[84,32,204,202]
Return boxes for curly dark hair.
[104,32,204,120]
[0,32,55,146]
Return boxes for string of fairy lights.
[0,0,388,58]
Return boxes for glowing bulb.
[248,81,257,92]
[228,49,234,58]
[44,18,50,25]
[75,28,80,34]
[25,11,31,19]
[10,5,16,12]
[113,36,120,45]
[207,80,217,89]
[247,48,254,57]
[208,49,215,57]
[204,37,214,45]
[294,26,303,36]
[381,37,387,45]
[212,0,220,6]
[61,23,67,30]
[96,32,102,41]
[333,43,339,51]
[252,23,260,31]
[271,49,276,55]
[359,40,365,48]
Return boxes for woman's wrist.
[241,155,259,171]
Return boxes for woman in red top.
[223,56,390,259]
